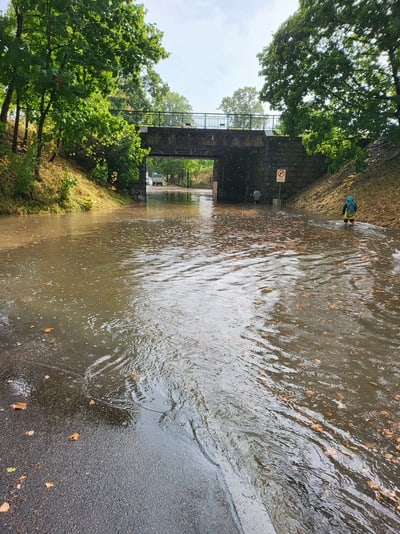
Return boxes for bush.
[90,161,108,185]
[0,147,36,198]
[57,174,77,204]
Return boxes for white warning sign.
[276,169,286,183]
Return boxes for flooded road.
[1,188,400,533]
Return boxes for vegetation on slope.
[0,151,131,215]
[288,141,400,230]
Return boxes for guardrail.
[112,110,281,132]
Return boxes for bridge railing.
[112,110,281,132]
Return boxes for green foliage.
[53,88,147,190]
[303,128,367,173]
[0,145,36,198]
[0,0,167,178]
[218,87,265,128]
[258,0,400,168]
[60,94,147,192]
[79,198,93,212]
[110,69,170,113]
[10,148,36,197]
[57,174,77,204]
[150,90,194,127]
[90,161,108,186]
[219,86,264,114]
[149,157,213,182]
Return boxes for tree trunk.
[35,113,46,178]
[12,92,21,153]
[35,90,54,178]
[49,133,62,162]
[23,107,29,146]
[0,82,14,123]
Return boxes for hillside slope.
[288,140,400,230]
[0,155,131,215]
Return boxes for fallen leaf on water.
[88,400,96,407]
[129,371,139,379]
[380,428,394,438]
[314,359,321,365]
[42,327,54,333]
[44,375,50,380]
[6,379,13,384]
[369,381,379,387]
[25,430,34,436]
[45,482,54,489]
[305,390,316,397]
[68,432,80,441]
[367,480,380,490]
[0,502,10,513]
[311,423,324,432]
[6,467,16,473]
[10,402,27,410]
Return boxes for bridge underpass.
[133,123,326,204]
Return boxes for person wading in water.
[342,195,357,225]
[252,190,262,204]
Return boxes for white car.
[152,173,164,186]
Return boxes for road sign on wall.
[276,169,286,183]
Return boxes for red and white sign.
[276,169,286,183]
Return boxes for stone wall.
[261,137,326,202]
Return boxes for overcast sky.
[0,0,299,112]
[144,0,299,112]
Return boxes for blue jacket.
[342,196,357,217]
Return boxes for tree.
[59,92,148,192]
[158,90,193,127]
[0,0,167,179]
[258,0,400,168]
[218,86,265,128]
[110,69,169,115]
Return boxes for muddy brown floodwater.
[1,188,400,533]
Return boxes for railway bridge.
[120,111,326,203]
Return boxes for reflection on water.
[1,189,400,533]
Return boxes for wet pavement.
[0,347,246,534]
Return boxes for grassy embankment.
[289,140,400,230]
[0,153,132,216]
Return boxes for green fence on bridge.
[112,110,281,132]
